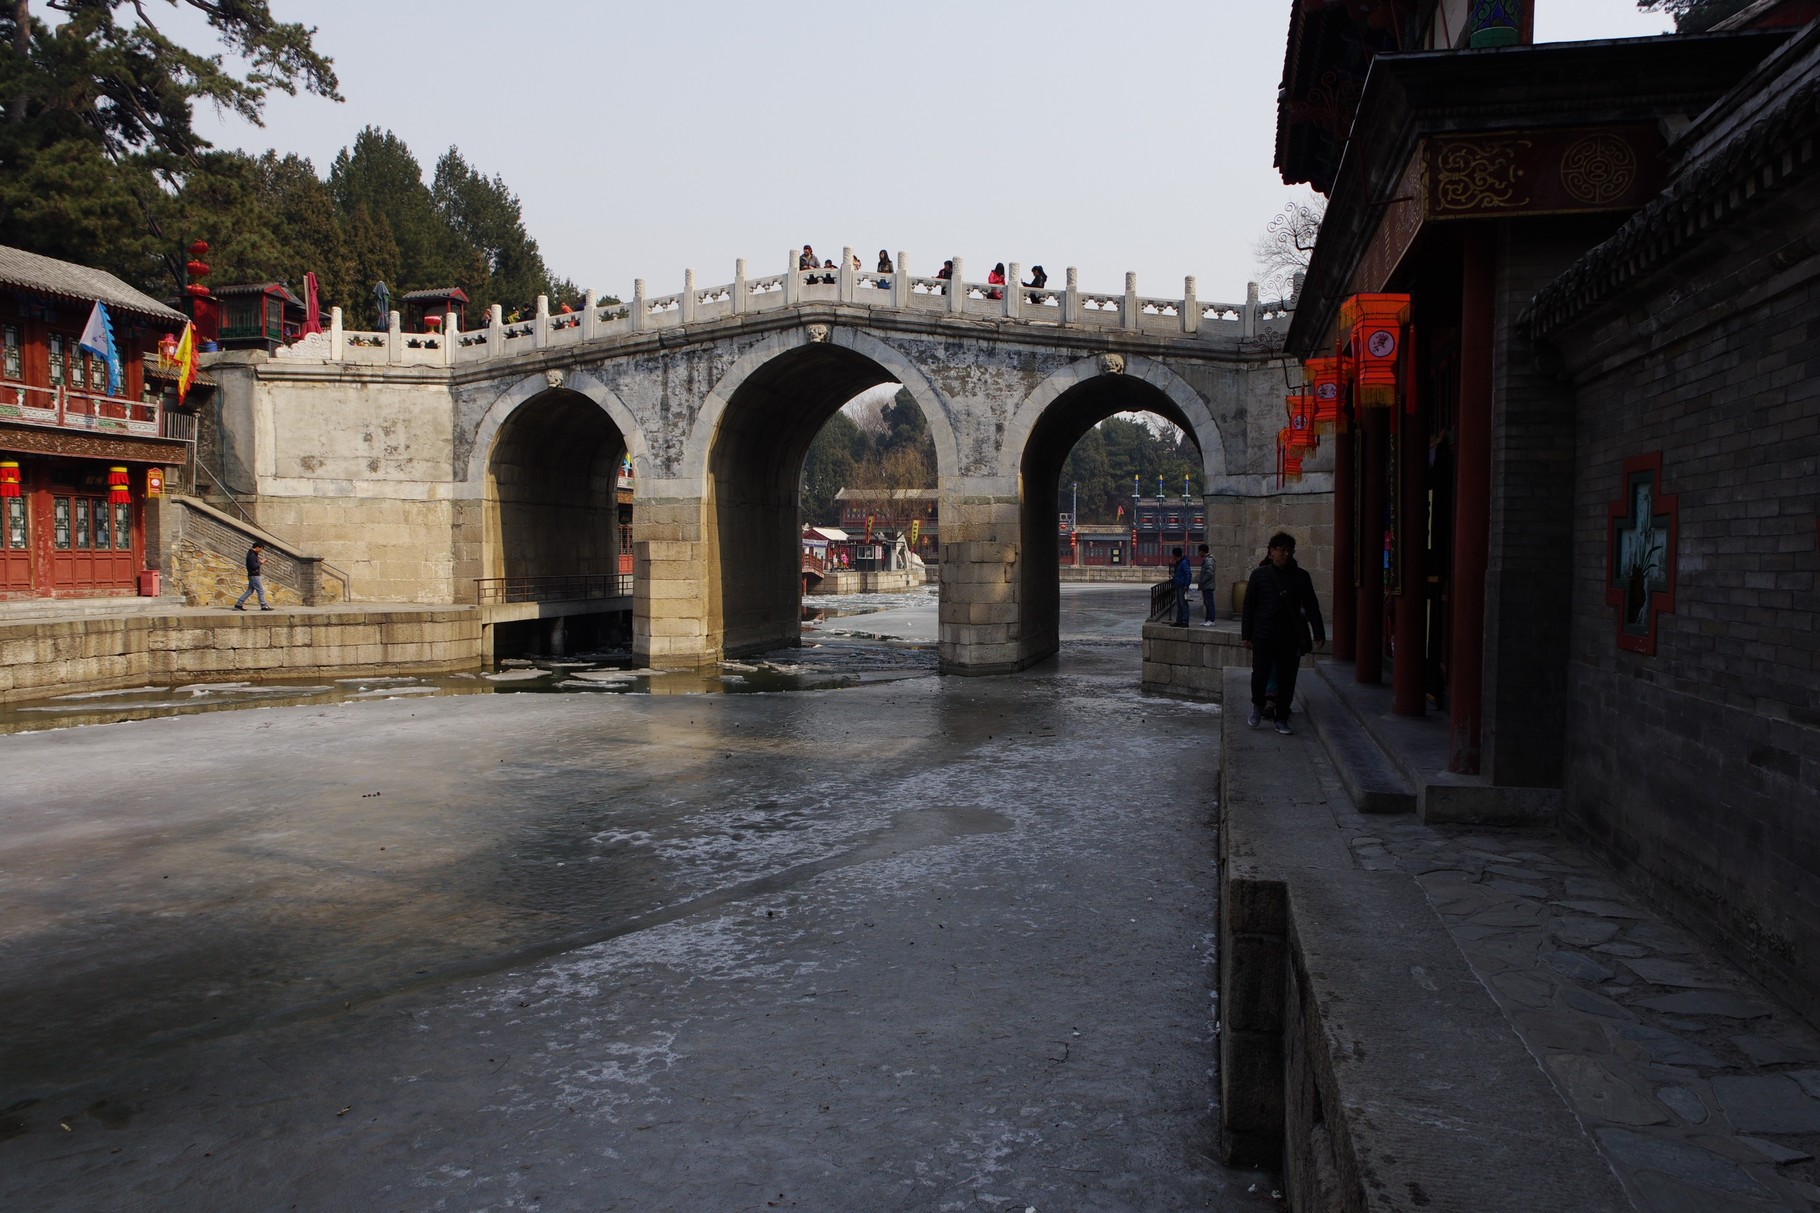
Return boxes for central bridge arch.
[692,327,956,658]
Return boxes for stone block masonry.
[0,608,482,705]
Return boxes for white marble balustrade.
[276,251,1290,367]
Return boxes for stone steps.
[1296,671,1416,814]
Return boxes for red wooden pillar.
[1449,233,1494,772]
[1330,415,1356,663]
[1392,389,1426,715]
[1355,406,1387,685]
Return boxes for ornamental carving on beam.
[1434,137,1534,212]
[1559,134,1637,205]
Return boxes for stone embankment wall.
[807,568,925,595]
[1142,620,1313,701]
[0,609,479,705]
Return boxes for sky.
[184,1,1674,308]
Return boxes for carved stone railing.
[271,247,1294,369]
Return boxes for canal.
[0,583,1278,1210]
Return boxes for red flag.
[301,272,323,336]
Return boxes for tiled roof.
[0,245,186,323]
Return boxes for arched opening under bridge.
[1019,377,1205,660]
[483,388,629,652]
[707,342,936,657]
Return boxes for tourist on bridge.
[233,540,273,612]
[935,259,954,295]
[876,250,893,290]
[1171,545,1193,627]
[987,262,1006,300]
[1024,264,1048,304]
[1241,532,1325,735]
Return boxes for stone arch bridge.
[207,253,1326,673]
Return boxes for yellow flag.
[175,322,198,403]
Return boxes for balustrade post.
[734,259,748,315]
[444,312,458,366]
[1122,272,1139,330]
[1063,267,1079,324]
[949,256,966,315]
[1183,276,1199,335]
[329,306,344,361]
[682,268,697,323]
[1006,262,1021,320]
[892,251,909,309]
[631,280,647,332]
[839,246,855,303]
[582,289,599,340]
[387,310,402,364]
[488,303,504,357]
[784,251,799,306]
[1242,281,1259,339]
[535,294,551,347]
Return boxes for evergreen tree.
[0,0,338,293]
[432,148,573,314]
[801,410,863,525]
[328,127,478,295]
[1636,0,1755,31]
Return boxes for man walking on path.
[1170,545,1193,626]
[233,540,273,611]
[1197,543,1217,625]
[1241,532,1324,734]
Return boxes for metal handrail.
[473,573,634,605]
[1148,579,1179,623]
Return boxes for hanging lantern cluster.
[0,461,20,498]
[185,240,212,300]
[108,466,130,504]
[1339,293,1411,409]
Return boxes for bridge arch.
[1000,355,1225,484]
[1005,356,1220,664]
[464,368,649,488]
[465,371,643,591]
[687,326,955,658]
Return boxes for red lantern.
[1278,427,1305,483]
[0,461,20,498]
[1304,356,1342,431]
[108,466,130,504]
[1286,393,1318,455]
[1340,293,1411,409]
[185,282,210,297]
[186,259,211,279]
[188,240,210,257]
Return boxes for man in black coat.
[1240,532,1325,735]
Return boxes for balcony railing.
[0,380,162,438]
[473,573,634,605]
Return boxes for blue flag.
[78,301,122,397]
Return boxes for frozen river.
[0,584,1275,1210]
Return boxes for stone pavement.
[1291,720,1820,1211]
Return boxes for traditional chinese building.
[1059,488,1206,567]
[834,487,939,557]
[0,246,192,599]
[1278,3,1819,1018]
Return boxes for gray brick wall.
[1556,213,1820,1015]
